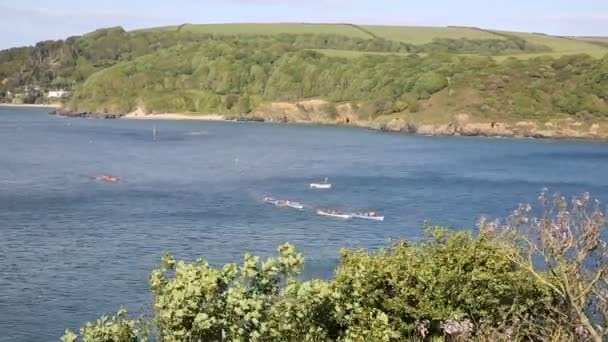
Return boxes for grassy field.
[313,49,593,62]
[138,23,608,59]
[575,37,608,42]
[169,23,372,39]
[360,25,504,44]
[574,37,608,48]
[492,30,608,57]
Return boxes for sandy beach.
[121,107,226,121]
[121,112,226,121]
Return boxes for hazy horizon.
[1,0,608,49]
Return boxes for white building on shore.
[47,89,71,98]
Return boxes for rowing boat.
[264,197,303,209]
[95,174,121,183]
[263,197,281,206]
[316,209,351,219]
[351,213,385,221]
[285,201,304,210]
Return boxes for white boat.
[264,197,303,209]
[316,209,351,219]
[310,183,332,189]
[264,197,281,206]
[310,177,332,189]
[285,201,304,210]
[351,212,385,221]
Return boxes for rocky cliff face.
[249,100,357,125]
[379,115,605,140]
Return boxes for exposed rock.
[527,130,556,139]
[516,121,537,128]
[434,122,457,135]
[49,109,125,119]
[381,118,417,133]
[480,104,491,112]
[416,124,436,135]
[459,122,514,137]
[226,116,265,122]
[455,113,470,123]
[382,118,406,132]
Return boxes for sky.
[1,0,608,49]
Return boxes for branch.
[576,270,604,303]
[504,253,565,297]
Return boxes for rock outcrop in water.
[49,109,124,119]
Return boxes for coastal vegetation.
[62,192,608,341]
[1,23,608,137]
[69,42,608,122]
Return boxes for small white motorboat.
[310,183,332,189]
[351,212,385,221]
[310,177,332,189]
[316,209,351,219]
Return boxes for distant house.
[47,89,71,98]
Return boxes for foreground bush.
[64,192,608,341]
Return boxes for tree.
[414,71,448,95]
[481,191,608,342]
[237,94,252,113]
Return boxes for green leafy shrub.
[61,308,146,342]
[67,228,562,341]
[555,93,583,114]
[333,228,554,338]
[414,72,448,95]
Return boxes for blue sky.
[1,0,607,48]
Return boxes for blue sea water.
[1,107,608,341]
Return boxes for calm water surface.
[2,107,608,341]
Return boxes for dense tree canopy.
[68,41,608,121]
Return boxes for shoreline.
[47,109,608,142]
[0,103,62,108]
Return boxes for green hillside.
[2,22,608,137]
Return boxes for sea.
[2,106,608,341]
